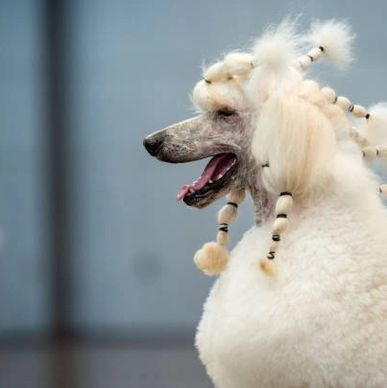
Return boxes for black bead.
[267,252,275,260]
[218,223,228,233]
[219,226,228,232]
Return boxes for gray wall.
[1,0,387,336]
[0,0,50,334]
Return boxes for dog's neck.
[242,161,275,225]
[249,184,275,225]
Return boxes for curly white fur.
[252,19,301,71]
[188,18,387,387]
[197,153,387,387]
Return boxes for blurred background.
[1,0,387,387]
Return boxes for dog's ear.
[253,93,336,196]
[252,93,336,275]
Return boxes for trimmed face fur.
[144,110,270,216]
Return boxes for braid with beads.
[194,189,245,275]
[299,42,387,202]
[259,192,293,276]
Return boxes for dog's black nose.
[143,134,163,156]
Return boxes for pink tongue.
[176,154,232,201]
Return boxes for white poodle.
[144,19,387,387]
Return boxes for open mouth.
[177,153,238,206]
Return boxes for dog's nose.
[143,134,164,156]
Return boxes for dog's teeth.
[189,188,195,193]
[209,179,213,184]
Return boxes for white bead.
[308,47,322,61]
[351,104,368,118]
[321,87,336,103]
[299,56,312,70]
[336,96,352,110]
[272,217,289,235]
[362,146,378,159]
[217,204,237,224]
[226,189,245,204]
[275,195,294,215]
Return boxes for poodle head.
[143,19,356,209]
[143,109,255,208]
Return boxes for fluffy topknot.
[193,18,356,113]
[252,19,301,72]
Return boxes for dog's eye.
[217,109,236,117]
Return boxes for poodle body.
[143,19,387,388]
[197,156,387,387]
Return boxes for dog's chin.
[183,183,234,209]
[182,160,239,208]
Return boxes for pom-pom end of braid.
[194,242,229,276]
[259,258,277,277]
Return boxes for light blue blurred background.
[1,0,387,340]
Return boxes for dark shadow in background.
[45,0,70,341]
[45,1,74,387]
